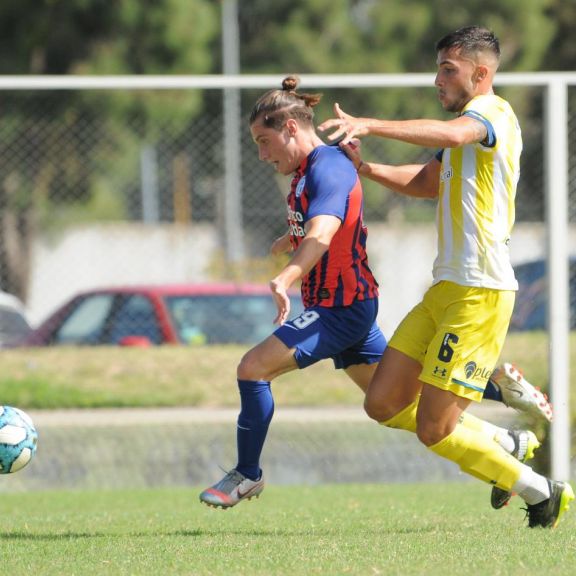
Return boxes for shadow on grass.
[0,529,200,541]
[0,525,438,540]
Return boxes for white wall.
[25,222,574,331]
[26,223,218,325]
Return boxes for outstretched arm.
[319,103,487,148]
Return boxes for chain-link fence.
[0,75,574,487]
[0,78,574,324]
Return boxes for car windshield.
[165,294,304,345]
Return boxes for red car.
[23,284,304,347]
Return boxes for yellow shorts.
[389,281,515,402]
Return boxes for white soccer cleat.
[199,469,265,509]
[490,363,553,422]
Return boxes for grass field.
[0,483,575,576]
[0,333,574,575]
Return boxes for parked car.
[23,284,305,347]
[510,257,576,331]
[0,291,32,348]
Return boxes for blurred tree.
[236,0,562,225]
[0,0,572,295]
[0,0,218,298]
[541,0,576,70]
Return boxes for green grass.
[0,331,574,409]
[0,484,575,576]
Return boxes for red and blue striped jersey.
[287,145,379,308]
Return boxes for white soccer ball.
[0,406,38,473]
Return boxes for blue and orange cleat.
[200,469,265,509]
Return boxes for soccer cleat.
[525,480,574,528]
[490,363,553,422]
[491,429,541,509]
[199,469,264,509]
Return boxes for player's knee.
[415,419,451,447]
[363,394,397,423]
[237,348,277,381]
[236,350,263,381]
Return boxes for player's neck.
[296,131,324,156]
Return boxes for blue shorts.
[274,298,387,369]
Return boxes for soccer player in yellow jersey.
[319,25,573,528]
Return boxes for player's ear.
[285,118,298,137]
[475,64,488,83]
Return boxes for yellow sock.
[460,412,509,441]
[381,401,418,433]
[429,424,522,490]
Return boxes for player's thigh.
[420,284,515,402]
[363,296,437,418]
[364,347,424,421]
[344,362,378,393]
[387,294,437,367]
[237,334,298,381]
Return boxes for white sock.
[464,414,512,451]
[512,464,551,505]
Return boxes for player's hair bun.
[282,76,300,92]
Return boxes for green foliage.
[238,0,560,118]
[0,0,222,296]
[238,0,559,75]
[544,0,576,70]
[75,0,219,125]
[0,0,219,76]
[240,0,364,74]
[0,0,220,207]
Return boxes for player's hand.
[269,278,291,325]
[339,138,363,170]
[318,103,369,145]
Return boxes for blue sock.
[483,378,503,402]
[235,379,274,481]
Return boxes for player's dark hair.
[436,26,500,61]
[249,75,322,130]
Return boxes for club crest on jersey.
[295,177,306,198]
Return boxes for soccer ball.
[0,406,38,474]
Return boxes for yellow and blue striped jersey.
[433,94,521,290]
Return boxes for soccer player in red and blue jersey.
[199,76,386,508]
